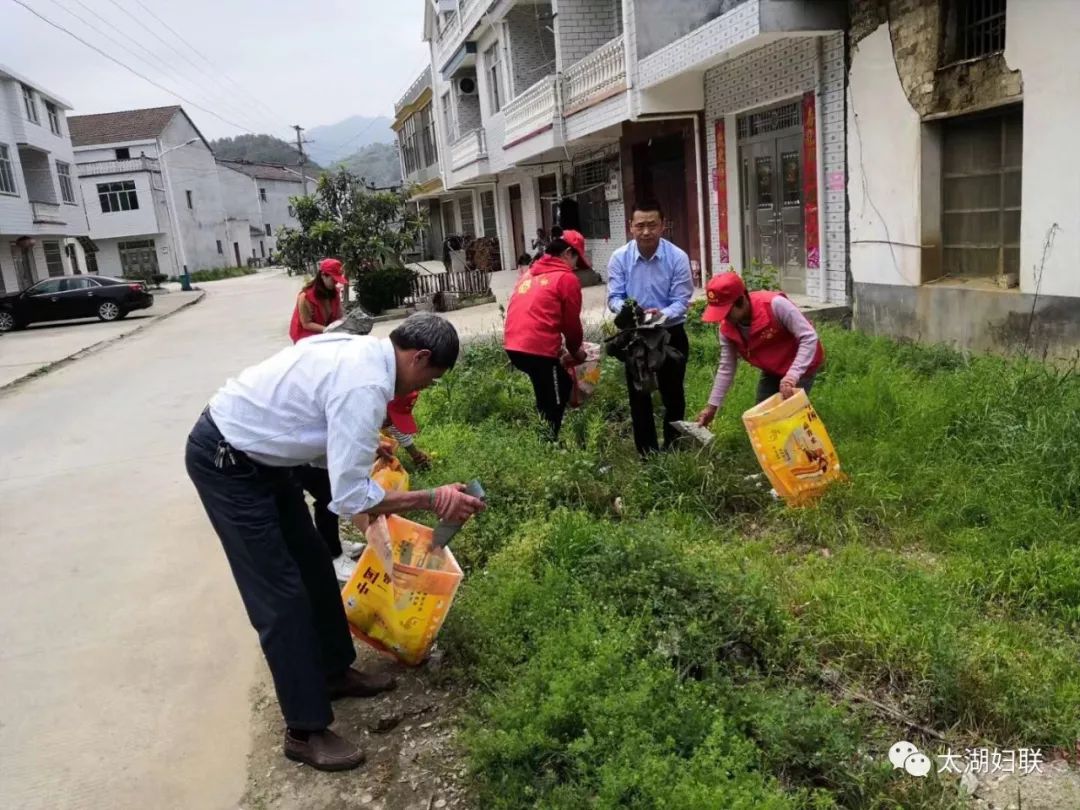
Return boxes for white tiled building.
[69,106,231,280]
[0,65,92,292]
[216,160,304,265]
[397,0,848,305]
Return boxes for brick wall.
[506,6,557,96]
[851,0,1022,117]
[704,34,848,304]
[556,0,621,69]
[455,90,483,136]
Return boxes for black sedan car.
[0,275,154,332]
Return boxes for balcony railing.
[450,129,487,170]
[75,156,160,177]
[395,69,432,115]
[31,200,66,225]
[564,34,627,111]
[504,76,559,147]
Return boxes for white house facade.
[0,64,91,292]
[216,160,303,266]
[69,106,230,280]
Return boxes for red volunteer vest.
[719,291,824,378]
[289,285,343,343]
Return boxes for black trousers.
[185,411,356,731]
[626,324,689,456]
[755,370,818,404]
[294,465,341,558]
[507,350,573,439]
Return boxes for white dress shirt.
[209,333,396,518]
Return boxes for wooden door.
[508,185,525,259]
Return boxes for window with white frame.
[0,144,17,195]
[420,105,438,167]
[97,180,139,213]
[22,85,39,124]
[484,43,503,114]
[46,101,61,135]
[56,161,75,203]
[574,160,611,240]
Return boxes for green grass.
[173,266,258,283]
[402,304,1080,808]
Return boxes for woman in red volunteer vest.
[289,258,346,342]
[503,231,589,439]
[695,272,825,428]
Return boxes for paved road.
[0,271,297,810]
[0,289,204,389]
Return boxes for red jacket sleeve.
[559,273,584,355]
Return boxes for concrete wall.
[634,0,747,59]
[556,0,622,69]
[855,282,1080,365]
[157,114,228,272]
[849,0,1080,300]
[704,34,847,303]
[505,5,557,96]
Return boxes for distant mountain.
[335,142,402,188]
[211,134,321,170]
[306,116,395,166]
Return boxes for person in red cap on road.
[695,272,825,428]
[503,231,589,439]
[289,258,347,343]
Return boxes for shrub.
[353,265,416,314]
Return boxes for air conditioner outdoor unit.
[455,76,478,96]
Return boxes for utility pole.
[292,124,310,195]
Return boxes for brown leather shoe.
[283,729,365,772]
[327,667,398,700]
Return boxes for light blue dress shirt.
[606,238,694,326]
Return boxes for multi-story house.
[392,70,448,261]
[0,65,91,292]
[402,0,847,306]
[69,106,230,280]
[216,159,303,265]
[848,0,1079,360]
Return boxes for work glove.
[431,484,486,523]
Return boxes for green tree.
[276,169,424,313]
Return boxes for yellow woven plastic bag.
[371,434,410,492]
[742,389,843,507]
[341,515,463,666]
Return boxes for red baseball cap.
[701,272,747,323]
[387,391,419,434]
[318,258,348,286]
[560,230,591,270]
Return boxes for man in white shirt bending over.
[185,313,484,773]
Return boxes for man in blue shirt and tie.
[607,199,695,456]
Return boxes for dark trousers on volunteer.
[626,324,690,456]
[506,350,573,439]
[185,410,356,731]
[756,370,818,404]
[294,465,341,558]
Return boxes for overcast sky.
[1,0,429,141]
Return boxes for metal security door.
[119,239,159,278]
[738,102,806,295]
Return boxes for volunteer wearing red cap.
[383,391,431,469]
[695,272,825,428]
[503,231,588,438]
[289,258,347,343]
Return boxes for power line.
[129,0,285,133]
[9,0,261,135]
[100,0,289,136]
[46,0,272,137]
